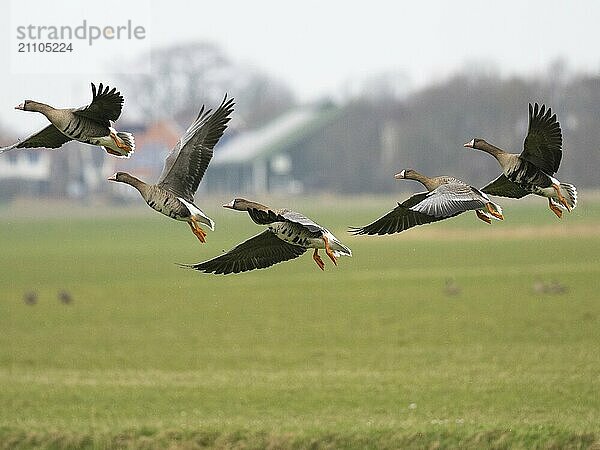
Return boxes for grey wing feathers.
[350,192,448,235]
[521,103,562,175]
[481,174,530,199]
[182,230,307,275]
[157,95,235,202]
[279,210,324,235]
[73,83,124,126]
[411,184,487,218]
[247,208,324,236]
[0,124,71,152]
[247,208,288,225]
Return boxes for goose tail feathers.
[487,201,503,220]
[117,132,135,152]
[560,183,578,210]
[103,130,135,158]
[326,232,352,257]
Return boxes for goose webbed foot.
[548,198,563,219]
[312,248,325,271]
[110,130,132,152]
[476,210,492,224]
[552,184,571,212]
[485,202,504,220]
[188,219,207,243]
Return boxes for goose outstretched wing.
[182,230,306,275]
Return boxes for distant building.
[0,141,105,201]
[0,149,50,199]
[205,100,406,194]
[205,103,343,194]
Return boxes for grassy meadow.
[1,195,599,449]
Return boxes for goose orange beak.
[464,139,475,148]
[15,103,25,110]
[223,199,235,209]
[394,170,406,179]
[107,174,117,181]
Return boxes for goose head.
[15,100,51,113]
[107,172,146,193]
[107,172,141,186]
[394,169,419,180]
[108,172,127,183]
[223,198,250,211]
[463,138,486,150]
[15,100,33,111]
[223,198,267,212]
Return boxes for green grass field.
[1,196,599,449]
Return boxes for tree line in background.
[119,42,295,128]
[343,70,599,192]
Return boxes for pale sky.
[1,0,599,132]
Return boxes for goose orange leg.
[323,235,337,266]
[552,184,571,211]
[312,249,325,271]
[475,210,491,224]
[485,203,504,220]
[188,218,207,243]
[548,198,563,219]
[109,130,132,152]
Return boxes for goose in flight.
[108,95,234,244]
[183,198,352,274]
[351,169,504,236]
[1,83,134,158]
[464,103,577,218]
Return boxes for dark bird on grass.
[58,290,73,304]
[108,95,234,244]
[464,103,577,218]
[444,278,461,296]
[350,169,504,236]
[182,198,352,274]
[1,83,134,158]
[548,280,569,295]
[23,291,38,305]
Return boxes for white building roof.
[213,105,334,165]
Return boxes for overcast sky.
[1,0,599,132]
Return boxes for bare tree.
[120,42,295,127]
